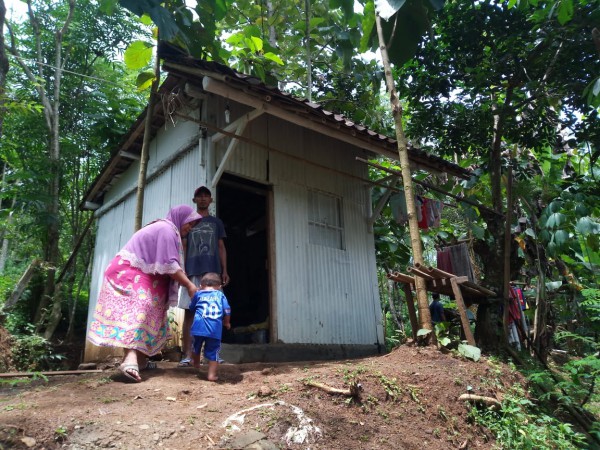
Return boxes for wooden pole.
[134,42,161,231]
[450,277,476,345]
[502,159,514,344]
[375,14,432,336]
[402,284,419,340]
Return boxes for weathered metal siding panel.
[149,115,199,173]
[209,96,268,183]
[269,120,382,345]
[170,146,204,205]
[103,118,200,207]
[271,179,309,342]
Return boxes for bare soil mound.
[0,345,523,449]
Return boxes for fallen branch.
[0,369,103,378]
[304,379,362,398]
[459,393,502,410]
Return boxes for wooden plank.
[0,370,104,378]
[450,277,476,346]
[402,284,419,340]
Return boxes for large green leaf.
[553,229,569,246]
[556,0,574,25]
[379,0,431,66]
[457,343,480,362]
[546,212,566,229]
[374,0,442,66]
[360,1,376,53]
[576,217,600,235]
[264,52,284,65]
[124,41,153,70]
[119,0,180,41]
[136,71,155,91]
[375,0,407,20]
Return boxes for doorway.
[217,174,270,344]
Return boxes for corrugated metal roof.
[81,46,470,210]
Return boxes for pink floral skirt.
[88,256,172,356]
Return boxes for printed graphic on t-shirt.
[188,221,217,258]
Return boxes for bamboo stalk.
[407,266,436,280]
[387,272,416,286]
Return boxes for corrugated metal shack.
[81,50,470,363]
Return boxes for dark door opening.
[217,174,270,344]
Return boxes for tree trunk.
[304,0,312,102]
[0,0,9,138]
[502,162,513,341]
[387,280,404,333]
[34,0,76,330]
[375,14,432,336]
[66,245,91,341]
[42,283,63,340]
[0,188,15,274]
[0,1,10,275]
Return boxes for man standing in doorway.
[178,186,230,366]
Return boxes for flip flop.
[119,364,142,382]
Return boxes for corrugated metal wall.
[212,95,268,183]
[266,116,383,346]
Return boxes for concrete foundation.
[219,343,384,364]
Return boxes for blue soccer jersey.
[190,289,231,340]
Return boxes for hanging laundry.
[415,196,424,223]
[516,287,528,310]
[437,247,454,274]
[426,200,443,228]
[417,197,428,229]
[448,243,476,282]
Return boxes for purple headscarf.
[166,205,202,231]
[118,205,202,275]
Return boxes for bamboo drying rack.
[387,263,497,345]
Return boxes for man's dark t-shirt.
[185,216,226,276]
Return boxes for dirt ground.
[0,343,527,450]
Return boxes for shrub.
[469,384,587,449]
[11,325,66,372]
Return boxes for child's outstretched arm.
[223,315,231,330]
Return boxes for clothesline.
[356,157,503,217]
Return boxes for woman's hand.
[170,270,198,298]
[186,282,198,299]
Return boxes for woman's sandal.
[119,364,142,382]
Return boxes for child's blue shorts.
[192,336,221,361]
